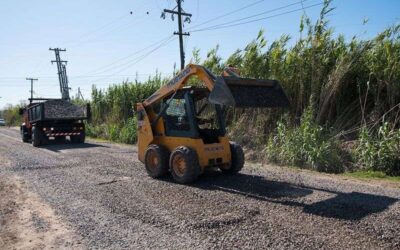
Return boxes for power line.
[79,35,173,76]
[189,0,311,32]
[69,12,150,48]
[0,73,166,81]
[189,0,266,30]
[190,1,323,33]
[92,36,177,83]
[64,0,150,47]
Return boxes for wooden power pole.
[162,0,192,70]
[26,77,38,102]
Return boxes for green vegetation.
[1,104,23,126]
[344,171,400,182]
[355,123,400,175]
[87,75,164,144]
[266,107,343,173]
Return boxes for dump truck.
[136,64,289,183]
[20,99,90,147]
[19,48,90,147]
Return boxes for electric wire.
[188,0,267,30]
[78,35,174,76]
[92,36,177,83]
[190,1,323,33]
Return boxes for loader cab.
[161,87,226,144]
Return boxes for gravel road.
[0,127,399,249]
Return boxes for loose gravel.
[0,127,399,249]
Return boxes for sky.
[0,0,399,109]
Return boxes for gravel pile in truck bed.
[44,100,87,119]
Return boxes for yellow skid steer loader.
[136,64,289,183]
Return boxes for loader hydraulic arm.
[142,64,216,108]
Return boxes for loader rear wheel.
[145,144,169,178]
[170,146,201,184]
[220,142,244,175]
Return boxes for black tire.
[20,126,29,143]
[31,126,41,147]
[220,142,245,175]
[79,132,86,143]
[169,146,201,184]
[71,132,85,143]
[144,144,169,178]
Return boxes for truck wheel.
[220,142,244,175]
[20,126,29,143]
[78,132,86,143]
[32,126,41,147]
[71,133,85,143]
[145,144,169,178]
[169,146,201,184]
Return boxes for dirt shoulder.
[0,174,83,250]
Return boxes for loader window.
[195,100,220,130]
[194,91,226,144]
[164,98,191,132]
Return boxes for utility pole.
[26,78,38,102]
[162,0,192,70]
[77,87,84,100]
[49,48,70,100]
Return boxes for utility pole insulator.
[162,0,192,70]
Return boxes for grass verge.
[344,171,400,182]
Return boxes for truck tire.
[220,142,244,175]
[78,132,86,143]
[32,126,41,147]
[71,132,85,143]
[20,126,29,143]
[169,146,201,184]
[144,144,169,178]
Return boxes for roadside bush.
[2,104,23,126]
[85,118,137,144]
[355,123,400,175]
[266,107,343,173]
[119,117,137,144]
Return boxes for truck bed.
[28,99,89,122]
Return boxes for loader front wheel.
[220,142,244,175]
[145,144,169,178]
[170,146,201,184]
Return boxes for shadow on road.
[40,141,108,152]
[189,170,398,221]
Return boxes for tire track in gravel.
[1,127,399,249]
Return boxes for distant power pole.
[77,87,84,100]
[49,48,70,100]
[162,0,192,70]
[26,78,38,102]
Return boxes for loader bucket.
[208,76,290,108]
